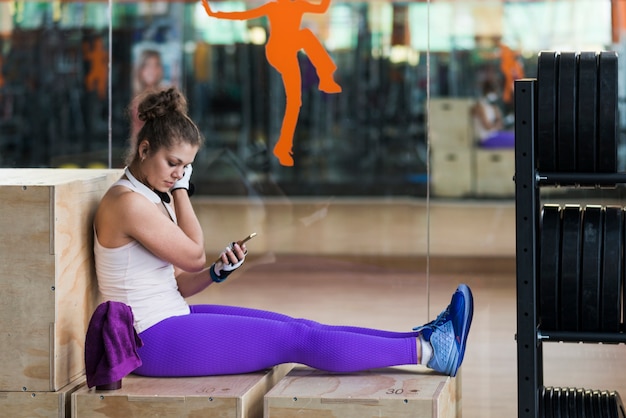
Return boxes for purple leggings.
[133,304,417,377]
[481,130,515,148]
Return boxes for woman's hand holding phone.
[210,233,256,282]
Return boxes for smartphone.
[215,232,257,263]
[236,232,257,246]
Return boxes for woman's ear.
[138,139,150,159]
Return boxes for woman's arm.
[202,0,268,20]
[474,101,503,130]
[115,190,207,272]
[175,243,247,298]
[171,188,204,255]
[473,102,490,129]
[174,266,214,298]
[492,106,504,129]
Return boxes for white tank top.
[94,175,190,333]
[473,98,498,141]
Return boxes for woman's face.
[140,56,163,88]
[140,140,198,192]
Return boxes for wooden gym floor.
[188,198,626,417]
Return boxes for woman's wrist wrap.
[210,263,229,283]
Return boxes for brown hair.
[126,87,204,165]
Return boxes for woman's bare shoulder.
[95,185,149,229]
[99,184,159,219]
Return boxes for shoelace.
[412,306,451,332]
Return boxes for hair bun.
[137,87,188,122]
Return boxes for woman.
[93,87,473,378]
[472,79,515,148]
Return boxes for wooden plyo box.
[430,148,475,198]
[0,169,122,392]
[264,366,461,418]
[0,376,85,418]
[429,98,475,149]
[474,149,515,197]
[72,364,293,418]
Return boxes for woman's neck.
[125,165,171,204]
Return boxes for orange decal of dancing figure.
[202,0,341,167]
[83,38,109,100]
[499,42,524,107]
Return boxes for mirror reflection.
[0,1,620,199]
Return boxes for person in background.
[129,50,169,143]
[133,49,166,96]
[93,86,474,379]
[472,79,515,149]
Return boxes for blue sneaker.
[413,284,473,377]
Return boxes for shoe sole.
[452,284,474,377]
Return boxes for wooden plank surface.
[0,169,119,185]
[72,364,293,418]
[264,365,459,418]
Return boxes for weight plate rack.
[516,50,624,418]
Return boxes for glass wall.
[0,1,622,197]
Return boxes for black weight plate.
[559,387,569,418]
[561,205,582,331]
[540,204,562,330]
[567,387,578,418]
[540,386,548,418]
[543,386,554,418]
[560,388,571,418]
[543,387,553,418]
[608,391,620,418]
[581,206,603,331]
[597,51,618,173]
[552,387,561,418]
[614,392,626,418]
[538,51,560,172]
[551,387,560,418]
[577,51,598,172]
[577,388,587,418]
[584,389,595,418]
[593,390,603,418]
[603,391,612,418]
[544,387,554,418]
[544,386,557,418]
[601,206,623,332]
[620,211,626,330]
[557,51,579,172]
